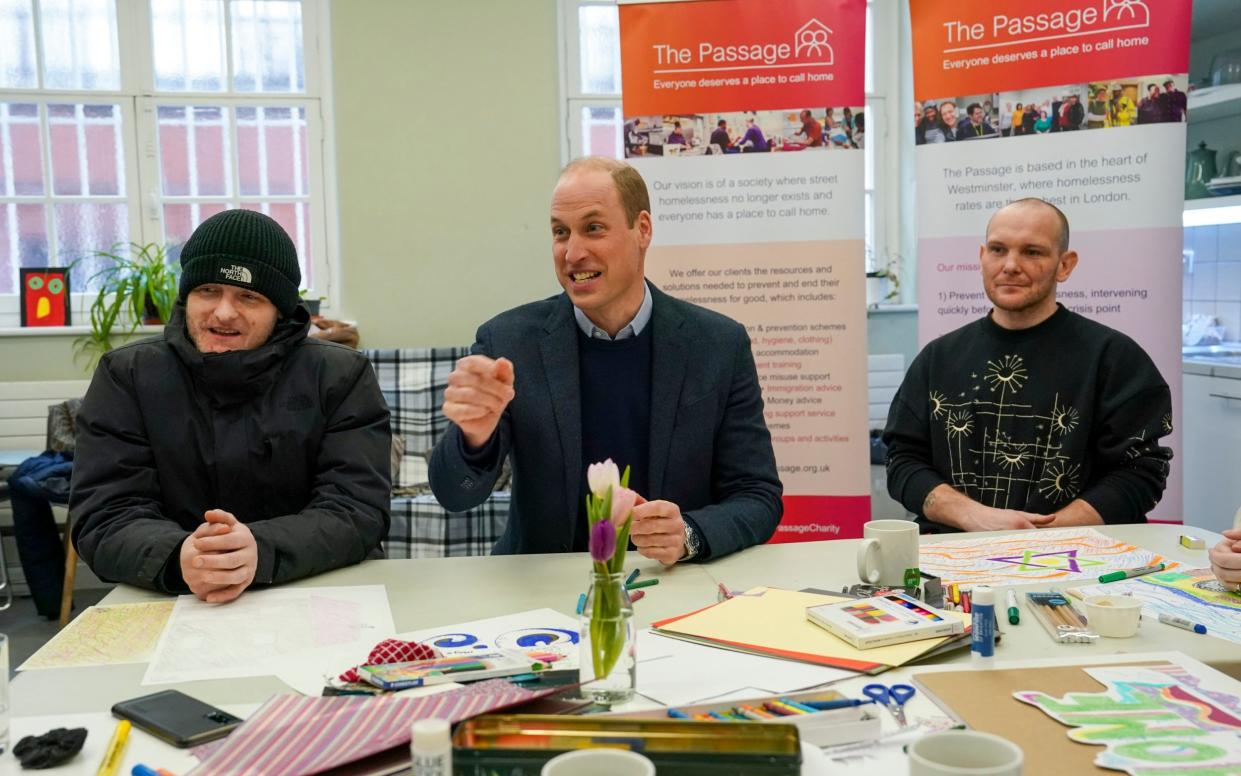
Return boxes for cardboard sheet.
[652,587,969,671]
[915,662,1168,775]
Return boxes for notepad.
[806,592,964,649]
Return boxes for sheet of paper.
[655,587,969,669]
[1015,664,1241,774]
[397,608,586,665]
[635,630,852,707]
[18,601,174,670]
[1069,566,1241,644]
[143,585,394,685]
[919,526,1178,588]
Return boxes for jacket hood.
[164,302,312,404]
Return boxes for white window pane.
[48,103,125,196]
[580,106,622,159]
[231,0,304,93]
[162,201,226,261]
[0,102,44,195]
[237,106,307,196]
[0,0,38,88]
[40,0,121,90]
[578,4,619,95]
[0,203,48,294]
[157,105,232,196]
[151,0,227,92]
[56,201,128,290]
[240,200,309,285]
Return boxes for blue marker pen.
[970,586,996,666]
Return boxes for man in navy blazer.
[429,157,782,563]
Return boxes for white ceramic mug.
[541,748,656,776]
[856,519,920,586]
[908,729,1024,775]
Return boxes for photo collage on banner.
[619,0,869,540]
[909,0,1190,522]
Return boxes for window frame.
[0,0,338,329]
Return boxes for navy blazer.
[429,284,782,560]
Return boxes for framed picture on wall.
[20,268,71,327]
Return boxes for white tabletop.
[11,522,1231,720]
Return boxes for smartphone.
[112,690,242,748]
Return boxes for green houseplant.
[73,242,180,367]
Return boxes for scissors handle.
[861,684,889,704]
[888,684,916,706]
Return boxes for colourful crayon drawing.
[1071,567,1241,645]
[1015,666,1241,775]
[919,527,1176,587]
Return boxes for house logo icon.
[794,18,833,63]
[1101,0,1150,26]
[219,264,253,284]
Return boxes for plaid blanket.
[362,348,508,558]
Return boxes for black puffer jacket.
[70,303,391,593]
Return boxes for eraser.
[1179,534,1205,550]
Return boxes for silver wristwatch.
[682,521,701,561]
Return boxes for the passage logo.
[940,0,1151,51]
[652,18,835,72]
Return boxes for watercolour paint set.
[806,592,965,649]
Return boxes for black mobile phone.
[111,690,242,748]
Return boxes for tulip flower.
[590,518,617,563]
[586,459,620,500]
[610,487,638,524]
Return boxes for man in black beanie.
[70,209,391,603]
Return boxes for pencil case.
[452,714,801,775]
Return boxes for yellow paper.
[19,601,174,670]
[655,587,970,668]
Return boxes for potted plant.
[298,289,325,317]
[72,242,180,367]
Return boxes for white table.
[11,523,1231,721]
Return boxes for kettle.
[1186,141,1217,199]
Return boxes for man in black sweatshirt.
[884,198,1171,533]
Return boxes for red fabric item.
[338,638,439,683]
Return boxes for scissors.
[861,683,916,727]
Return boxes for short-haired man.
[1161,79,1187,122]
[884,199,1172,532]
[709,119,731,151]
[430,158,782,562]
[71,209,391,603]
[956,103,997,140]
[795,109,824,147]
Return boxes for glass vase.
[579,570,636,705]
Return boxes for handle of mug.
[857,538,880,585]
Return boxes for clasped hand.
[630,496,688,564]
[180,509,258,603]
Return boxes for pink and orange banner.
[620,0,871,541]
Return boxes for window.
[558,0,899,295]
[0,0,333,327]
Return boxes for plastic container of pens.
[614,690,882,747]
[1025,592,1098,644]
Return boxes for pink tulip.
[610,487,638,523]
[587,459,621,500]
[590,519,617,563]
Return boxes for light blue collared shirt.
[573,281,653,341]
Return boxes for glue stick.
[970,586,996,666]
[411,718,452,776]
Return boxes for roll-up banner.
[619,0,870,541]
[909,0,1189,521]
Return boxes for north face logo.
[219,264,252,284]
